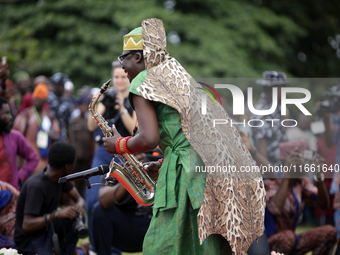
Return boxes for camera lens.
[72,216,89,239]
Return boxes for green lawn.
[78,224,337,255]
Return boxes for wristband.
[158,158,164,165]
[44,214,49,229]
[123,136,133,154]
[119,138,125,154]
[121,108,128,115]
[115,137,124,155]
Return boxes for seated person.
[265,149,337,255]
[91,182,153,255]
[0,181,19,248]
[14,142,86,255]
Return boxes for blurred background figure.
[0,97,38,190]
[48,72,74,141]
[86,60,137,254]
[64,80,75,104]
[251,71,289,167]
[13,83,60,174]
[286,114,317,151]
[68,87,95,198]
[265,150,337,255]
[12,71,33,114]
[0,181,19,249]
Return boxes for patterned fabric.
[265,178,337,254]
[0,181,19,248]
[130,74,230,254]
[128,18,265,255]
[123,27,143,50]
[265,178,319,234]
[47,91,74,141]
[251,92,288,166]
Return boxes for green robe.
[129,70,231,255]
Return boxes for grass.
[78,220,336,255]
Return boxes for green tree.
[0,0,306,90]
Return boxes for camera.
[72,215,89,239]
[316,85,340,116]
[299,149,316,162]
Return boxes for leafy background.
[1,0,340,115]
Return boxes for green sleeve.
[128,70,148,109]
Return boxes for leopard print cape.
[137,18,266,255]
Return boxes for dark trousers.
[92,202,152,255]
[247,233,271,255]
[18,219,78,255]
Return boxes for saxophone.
[89,79,156,206]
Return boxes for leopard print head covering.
[137,18,266,255]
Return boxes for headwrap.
[131,18,266,255]
[123,27,143,51]
[32,83,49,99]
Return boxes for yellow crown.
[123,27,143,51]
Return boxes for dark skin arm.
[255,138,268,160]
[22,188,85,233]
[270,149,303,212]
[323,113,334,148]
[239,130,276,179]
[103,94,160,154]
[313,154,329,210]
[98,184,127,209]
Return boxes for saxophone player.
[103,18,265,255]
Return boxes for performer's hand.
[102,124,122,154]
[143,161,161,181]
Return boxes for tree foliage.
[0,0,337,91]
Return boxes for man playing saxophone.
[103,18,265,255]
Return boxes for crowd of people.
[0,17,340,255]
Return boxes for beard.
[0,118,11,134]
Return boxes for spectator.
[48,72,74,141]
[14,142,85,255]
[13,72,32,114]
[265,150,337,255]
[0,97,38,190]
[92,184,152,255]
[286,114,317,151]
[0,181,19,248]
[86,61,137,254]
[68,91,95,198]
[13,83,60,174]
[251,71,289,166]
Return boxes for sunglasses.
[117,52,135,65]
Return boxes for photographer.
[264,149,337,255]
[14,142,86,255]
[86,60,137,253]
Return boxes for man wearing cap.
[13,83,60,174]
[251,71,289,167]
[48,73,74,141]
[103,19,265,255]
